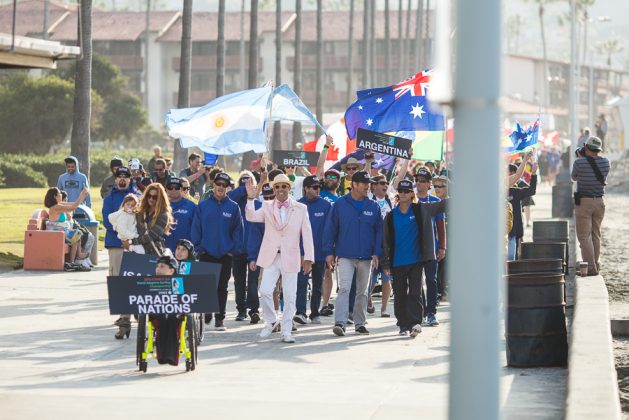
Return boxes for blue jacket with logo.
[102,185,140,248]
[323,194,383,260]
[191,193,243,258]
[165,197,197,254]
[299,196,331,262]
[246,200,265,262]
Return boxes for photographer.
[179,153,207,198]
[571,136,610,276]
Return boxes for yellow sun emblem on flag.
[214,116,225,129]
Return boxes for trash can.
[74,204,99,265]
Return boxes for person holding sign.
[245,174,315,343]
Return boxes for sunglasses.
[117,175,130,179]
[263,195,275,200]
[398,190,413,194]
[167,185,181,191]
[147,194,158,200]
[433,185,446,189]
[346,166,358,171]
[214,182,228,188]
[284,166,296,170]
[273,184,289,190]
[325,174,339,180]
[182,187,190,191]
[308,185,321,190]
[376,181,388,186]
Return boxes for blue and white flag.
[166,86,272,155]
[507,119,540,154]
[271,84,325,133]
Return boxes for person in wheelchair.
[153,256,185,366]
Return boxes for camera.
[575,147,585,158]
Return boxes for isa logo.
[387,137,395,146]
[300,152,306,159]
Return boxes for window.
[191,72,211,91]
[124,70,142,91]
[192,42,215,56]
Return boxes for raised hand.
[245,177,258,199]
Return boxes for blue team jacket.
[165,197,197,253]
[298,196,331,262]
[191,193,243,257]
[246,200,265,262]
[323,194,383,260]
[102,186,140,248]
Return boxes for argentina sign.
[356,128,412,159]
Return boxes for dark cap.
[262,183,274,196]
[110,156,124,168]
[415,168,432,180]
[176,239,195,258]
[397,179,415,191]
[115,167,131,178]
[351,170,374,184]
[166,177,182,187]
[303,175,321,188]
[238,175,252,187]
[508,164,518,174]
[425,161,435,167]
[157,255,178,270]
[214,172,231,185]
[586,136,602,152]
[324,168,341,179]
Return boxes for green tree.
[97,93,147,141]
[0,73,76,154]
[56,54,126,101]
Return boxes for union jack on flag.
[345,70,445,140]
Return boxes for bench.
[23,209,70,271]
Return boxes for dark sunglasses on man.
[325,174,339,180]
[167,185,181,191]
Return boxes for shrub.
[0,162,48,188]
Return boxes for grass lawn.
[0,188,103,270]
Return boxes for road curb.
[565,275,622,419]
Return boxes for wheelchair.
[136,313,199,372]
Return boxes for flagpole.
[264,80,275,167]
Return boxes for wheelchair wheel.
[185,315,197,372]
[136,315,148,372]
[196,313,204,344]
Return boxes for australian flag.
[508,119,540,153]
[344,70,446,140]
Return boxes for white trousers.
[260,254,297,337]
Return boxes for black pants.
[198,253,233,322]
[232,253,260,314]
[392,263,424,330]
[437,257,447,298]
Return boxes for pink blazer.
[246,198,314,273]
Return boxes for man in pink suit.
[245,174,314,343]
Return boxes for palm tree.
[403,0,411,77]
[415,0,423,71]
[384,0,390,83]
[398,0,403,80]
[239,0,245,88]
[369,0,375,86]
[216,0,225,97]
[315,0,324,138]
[71,0,93,179]
[362,1,370,87]
[527,0,558,111]
[346,0,355,105]
[597,38,623,67]
[293,0,302,145]
[273,0,282,146]
[173,0,193,171]
[248,0,259,88]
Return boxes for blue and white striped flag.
[271,84,325,133]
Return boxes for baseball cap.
[262,183,274,196]
[351,170,374,184]
[238,175,252,187]
[110,156,124,168]
[324,168,341,179]
[303,175,321,188]
[214,172,231,185]
[166,177,182,187]
[415,168,432,180]
[585,136,602,151]
[397,179,414,191]
[157,255,178,270]
[129,158,141,171]
[176,239,195,258]
[115,167,131,178]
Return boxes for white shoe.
[410,324,422,338]
[281,335,295,343]
[260,323,276,338]
[310,316,321,324]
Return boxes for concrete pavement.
[0,184,566,420]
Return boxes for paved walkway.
[0,184,565,419]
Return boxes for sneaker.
[410,324,422,338]
[328,303,334,310]
[347,315,354,325]
[367,304,375,314]
[310,316,322,324]
[235,311,247,321]
[293,313,307,325]
[250,312,261,324]
[215,320,226,331]
[426,314,439,326]
[332,324,346,336]
[320,305,333,316]
[281,335,295,343]
[260,323,277,338]
[399,328,409,336]
[355,326,370,335]
[292,322,297,332]
[272,323,281,333]
[204,313,212,325]
[381,311,390,318]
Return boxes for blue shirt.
[418,195,443,248]
[298,195,332,262]
[320,189,339,204]
[165,198,197,254]
[392,206,421,267]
